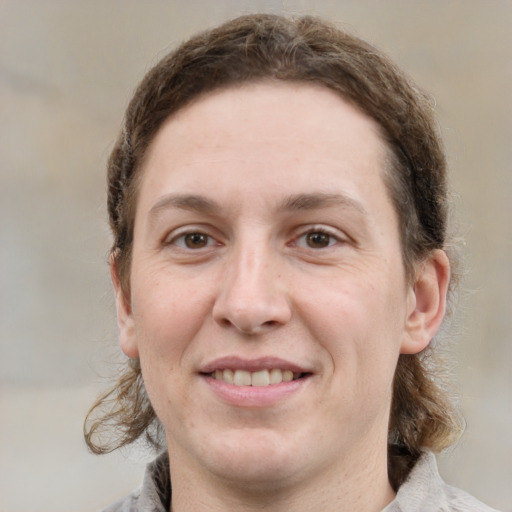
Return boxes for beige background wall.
[1,1,510,511]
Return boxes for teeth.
[251,370,270,386]
[233,370,251,386]
[212,368,301,386]
[223,369,234,384]
[214,369,233,384]
[282,370,294,382]
[269,368,283,384]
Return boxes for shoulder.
[100,490,142,512]
[442,482,502,512]
[386,450,502,512]
[99,453,170,512]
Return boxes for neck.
[168,441,395,512]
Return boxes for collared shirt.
[102,451,500,512]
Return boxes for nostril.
[218,318,233,329]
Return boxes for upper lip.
[199,356,312,374]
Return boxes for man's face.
[115,82,443,490]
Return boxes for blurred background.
[1,1,510,511]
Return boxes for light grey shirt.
[102,450,500,512]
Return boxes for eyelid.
[174,233,217,249]
[163,225,222,248]
[290,224,348,248]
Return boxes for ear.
[110,253,139,358]
[401,249,450,355]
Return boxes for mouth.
[207,368,308,387]
[199,358,313,406]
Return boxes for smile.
[211,368,304,387]
[201,359,312,406]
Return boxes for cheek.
[298,269,407,366]
[131,275,213,424]
[131,270,213,362]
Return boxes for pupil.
[185,233,207,248]
[307,232,330,248]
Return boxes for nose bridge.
[213,233,291,333]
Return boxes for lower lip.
[202,375,309,408]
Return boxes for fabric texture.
[101,450,500,512]
[381,451,500,512]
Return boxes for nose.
[212,244,292,335]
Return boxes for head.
[85,13,462,488]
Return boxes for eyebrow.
[149,194,221,217]
[147,191,367,220]
[279,192,367,215]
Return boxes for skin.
[113,82,449,512]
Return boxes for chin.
[195,428,309,489]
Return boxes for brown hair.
[84,13,463,488]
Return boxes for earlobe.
[110,253,139,359]
[401,249,450,355]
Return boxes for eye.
[171,232,217,249]
[304,231,334,249]
[294,229,340,249]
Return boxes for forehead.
[151,81,384,146]
[138,81,392,218]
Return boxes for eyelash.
[291,226,344,250]
[166,226,344,252]
[167,231,220,250]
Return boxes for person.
[84,13,499,512]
